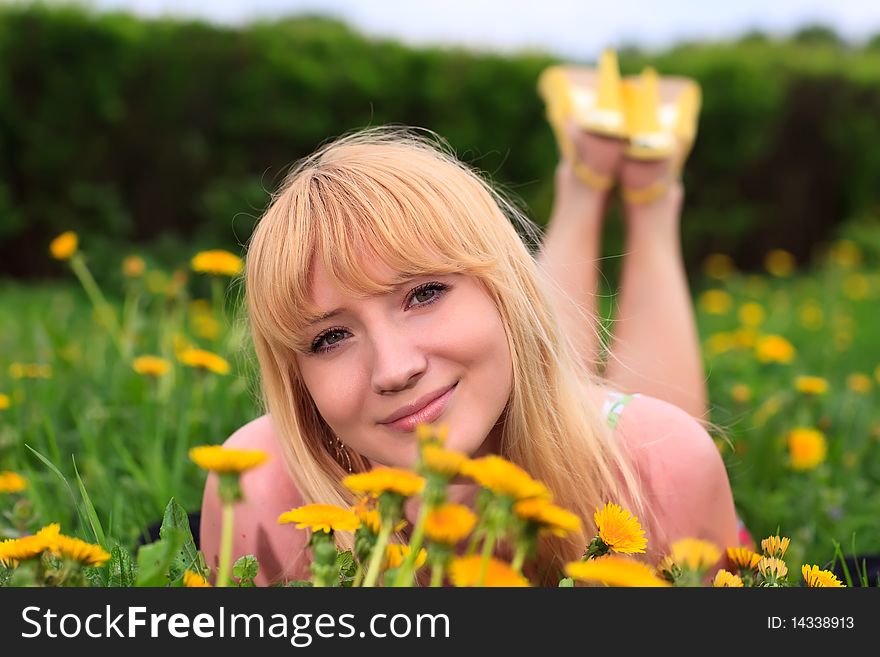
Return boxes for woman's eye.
[408,282,448,307]
[311,328,348,353]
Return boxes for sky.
[65,0,880,60]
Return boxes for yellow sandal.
[537,49,627,191]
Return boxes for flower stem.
[216,502,235,587]
[430,563,445,587]
[465,527,484,557]
[477,529,497,586]
[212,277,225,319]
[362,521,393,588]
[69,254,126,357]
[352,563,365,588]
[511,542,527,574]
[392,502,430,587]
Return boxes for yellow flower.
[189,445,269,474]
[0,471,28,494]
[514,498,582,537]
[764,248,795,277]
[415,422,449,445]
[797,301,824,331]
[733,328,758,348]
[594,502,647,554]
[52,535,111,566]
[277,503,359,534]
[343,467,425,498]
[727,546,762,571]
[786,428,827,471]
[191,250,243,277]
[730,384,752,404]
[460,455,550,501]
[192,314,220,340]
[705,332,737,357]
[0,393,9,410]
[794,375,828,395]
[419,444,467,478]
[760,535,791,558]
[828,239,861,268]
[843,274,870,301]
[384,544,427,570]
[122,255,146,278]
[847,373,872,394]
[132,355,172,377]
[703,253,736,280]
[449,555,530,587]
[424,504,477,545]
[671,538,721,571]
[698,290,733,315]
[565,556,669,587]
[754,334,796,364]
[802,564,845,588]
[713,569,744,587]
[9,363,53,379]
[50,231,78,260]
[177,348,230,375]
[351,498,406,534]
[738,302,766,328]
[183,570,212,587]
[0,523,61,566]
[757,556,788,579]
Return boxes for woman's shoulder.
[199,414,309,585]
[602,390,740,560]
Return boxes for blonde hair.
[245,126,652,585]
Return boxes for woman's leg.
[601,172,708,419]
[536,129,621,375]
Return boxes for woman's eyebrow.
[305,276,423,327]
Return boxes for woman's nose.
[369,327,427,395]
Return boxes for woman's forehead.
[307,256,402,306]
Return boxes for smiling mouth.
[380,383,457,432]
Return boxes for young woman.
[199,124,741,586]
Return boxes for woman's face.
[294,258,514,469]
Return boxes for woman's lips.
[382,383,457,432]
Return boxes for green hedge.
[2,5,880,281]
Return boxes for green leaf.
[159,497,204,583]
[72,455,107,548]
[336,549,356,579]
[136,529,184,587]
[233,555,258,586]
[558,577,574,587]
[108,544,136,588]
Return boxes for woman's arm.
[199,415,311,586]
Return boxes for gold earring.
[325,434,354,473]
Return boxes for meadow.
[1,223,879,586]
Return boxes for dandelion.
[122,255,146,278]
[51,535,111,567]
[656,555,680,583]
[757,556,788,586]
[727,546,762,572]
[449,555,530,587]
[794,375,828,396]
[420,444,467,478]
[760,535,791,558]
[343,468,425,499]
[843,274,870,301]
[192,314,220,340]
[177,348,230,375]
[754,335,796,364]
[415,422,449,445]
[565,556,669,587]
[764,249,795,277]
[738,302,766,328]
[588,502,647,557]
[278,504,360,534]
[802,564,845,588]
[705,332,737,357]
[847,373,872,394]
[786,428,827,471]
[0,523,61,566]
[828,239,861,268]
[0,471,27,494]
[733,328,757,348]
[730,384,752,404]
[713,569,744,587]
[698,290,732,315]
[50,232,78,260]
[189,446,269,475]
[797,301,824,331]
[424,504,478,545]
[514,498,581,538]
[384,544,427,570]
[671,538,721,572]
[703,253,736,280]
[133,355,172,377]
[9,363,53,379]
[183,570,212,587]
[460,456,550,501]
[191,250,243,277]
